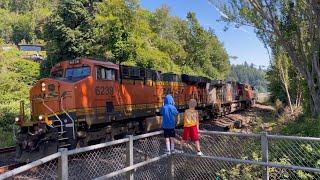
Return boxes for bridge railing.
[1,130,320,180]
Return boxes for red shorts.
[182,126,199,141]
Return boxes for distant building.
[18,44,45,63]
[18,44,44,52]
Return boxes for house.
[18,44,45,63]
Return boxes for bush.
[0,47,40,146]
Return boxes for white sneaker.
[165,150,171,155]
[197,151,203,156]
[172,149,184,154]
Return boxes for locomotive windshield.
[51,70,63,78]
[66,66,91,78]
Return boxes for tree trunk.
[306,78,320,117]
[284,82,294,113]
[279,64,293,113]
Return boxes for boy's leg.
[165,138,171,152]
[164,129,171,153]
[170,137,175,151]
[180,139,185,150]
[191,126,201,152]
[170,129,175,151]
[181,127,189,150]
[195,140,201,152]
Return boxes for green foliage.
[42,0,95,76]
[216,0,320,116]
[266,50,308,111]
[0,0,230,79]
[282,116,320,137]
[0,0,56,44]
[11,14,34,44]
[0,128,16,147]
[42,0,230,79]
[0,47,40,144]
[227,63,268,92]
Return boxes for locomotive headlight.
[39,115,44,120]
[15,117,20,122]
[41,82,46,92]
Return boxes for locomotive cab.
[16,58,119,162]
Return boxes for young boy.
[181,99,203,156]
[161,95,179,154]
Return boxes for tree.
[11,14,34,45]
[274,49,293,112]
[226,63,268,93]
[92,0,138,64]
[43,0,94,76]
[0,47,39,137]
[214,0,320,117]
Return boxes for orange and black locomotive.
[15,58,255,161]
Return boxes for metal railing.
[1,130,319,180]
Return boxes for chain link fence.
[1,130,320,180]
[9,159,58,180]
[1,152,60,180]
[68,142,127,180]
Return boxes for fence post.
[126,135,134,180]
[169,154,175,180]
[58,148,68,180]
[261,132,269,180]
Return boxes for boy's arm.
[172,106,179,116]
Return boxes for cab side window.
[96,66,116,80]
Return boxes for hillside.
[226,62,269,93]
[0,47,40,146]
[0,0,230,79]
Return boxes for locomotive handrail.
[60,95,75,139]
[35,98,63,133]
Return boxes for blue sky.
[140,0,270,68]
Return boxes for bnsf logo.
[95,86,114,95]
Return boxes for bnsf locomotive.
[14,58,255,161]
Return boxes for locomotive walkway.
[1,130,320,180]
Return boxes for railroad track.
[0,146,16,154]
[0,162,25,174]
[0,146,24,174]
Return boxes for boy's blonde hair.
[188,99,197,109]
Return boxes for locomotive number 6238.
[95,86,114,95]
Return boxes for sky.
[140,0,270,68]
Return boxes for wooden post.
[126,135,134,180]
[58,148,68,180]
[261,132,269,180]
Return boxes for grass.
[281,116,320,137]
